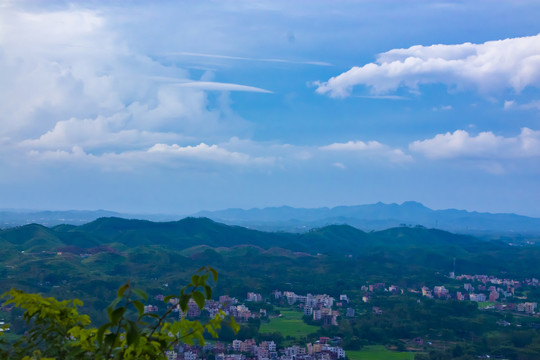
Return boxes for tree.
[0,266,238,360]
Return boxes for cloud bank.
[316,33,540,97]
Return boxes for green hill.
[2,216,539,313]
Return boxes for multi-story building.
[524,302,537,314]
[469,293,486,302]
[233,340,242,352]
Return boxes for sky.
[1,0,540,217]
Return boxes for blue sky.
[1,0,540,216]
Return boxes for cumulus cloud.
[0,3,264,160]
[320,140,413,163]
[20,113,184,152]
[316,33,540,97]
[409,128,540,159]
[146,143,273,165]
[320,140,384,151]
[27,142,274,171]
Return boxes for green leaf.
[110,306,126,325]
[164,295,177,303]
[109,296,123,309]
[132,288,148,302]
[191,274,200,286]
[210,268,218,282]
[133,300,145,317]
[192,291,205,309]
[104,332,117,349]
[180,293,190,312]
[229,317,240,333]
[117,282,130,298]
[205,324,218,338]
[126,320,139,345]
[97,322,110,345]
[141,312,160,319]
[201,273,209,284]
[204,285,212,300]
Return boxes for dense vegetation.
[2,217,540,359]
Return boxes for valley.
[2,217,540,359]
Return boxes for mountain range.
[194,201,540,235]
[2,201,540,235]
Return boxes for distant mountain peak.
[401,200,425,207]
[190,201,540,235]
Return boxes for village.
[163,336,346,360]
[2,270,539,360]
[149,272,540,360]
[414,273,539,315]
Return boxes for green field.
[478,301,495,309]
[347,346,415,360]
[259,309,318,339]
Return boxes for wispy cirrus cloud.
[161,52,332,67]
[316,33,540,98]
[172,81,273,93]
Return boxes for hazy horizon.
[2,200,540,220]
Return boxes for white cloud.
[316,33,540,97]
[26,142,275,171]
[504,100,516,110]
[320,140,384,151]
[320,140,413,163]
[432,105,452,111]
[0,3,266,158]
[146,143,273,165]
[20,113,185,152]
[504,99,540,111]
[410,128,540,159]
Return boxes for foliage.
[0,266,238,360]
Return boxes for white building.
[233,340,242,352]
[469,293,486,302]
